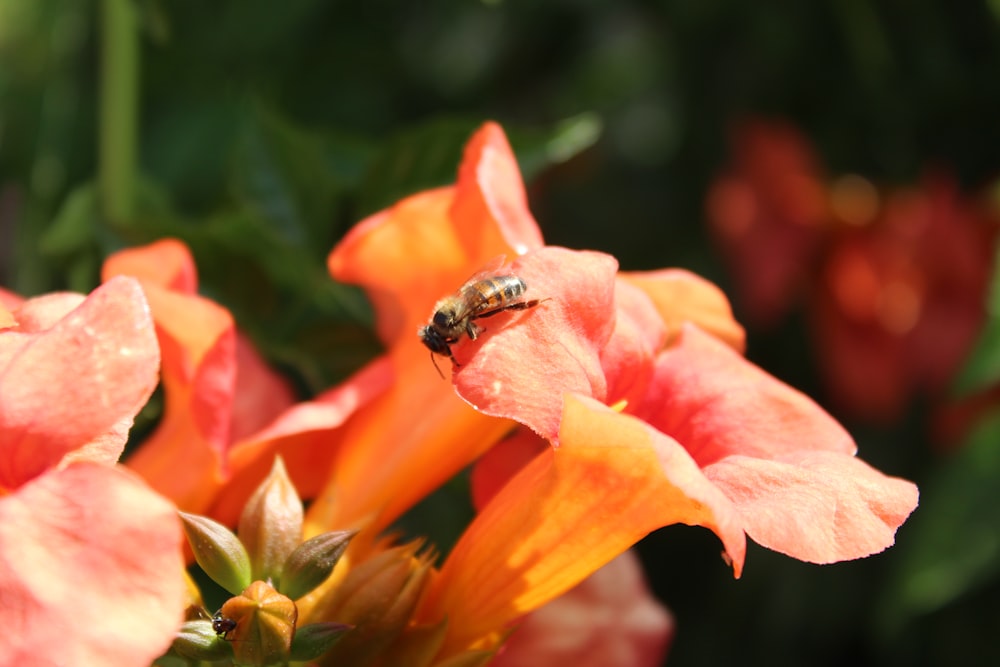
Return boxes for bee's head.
[418,325,451,379]
[418,325,451,356]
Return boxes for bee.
[419,268,543,377]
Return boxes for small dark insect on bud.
[212,611,238,639]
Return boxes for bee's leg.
[476,298,548,320]
[466,321,483,340]
[430,352,446,379]
[504,298,547,311]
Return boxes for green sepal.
[169,619,233,661]
[179,511,252,595]
[289,622,354,661]
[280,529,356,600]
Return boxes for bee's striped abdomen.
[465,276,527,314]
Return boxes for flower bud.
[220,580,298,666]
[179,511,252,595]
[280,529,356,600]
[306,543,434,666]
[289,622,354,661]
[169,619,232,661]
[239,457,304,587]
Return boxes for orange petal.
[620,269,746,352]
[305,359,512,535]
[0,277,159,490]
[228,332,297,443]
[600,279,665,407]
[0,462,186,665]
[420,394,745,658]
[451,121,545,258]
[470,428,547,511]
[314,125,551,534]
[107,240,298,514]
[102,237,199,293]
[704,450,919,563]
[633,324,856,465]
[123,284,236,512]
[212,356,393,525]
[329,123,545,350]
[490,551,673,667]
[328,187,469,347]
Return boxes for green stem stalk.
[98,0,138,225]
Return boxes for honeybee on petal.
[419,262,544,377]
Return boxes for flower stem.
[99,0,138,225]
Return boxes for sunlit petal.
[451,121,545,257]
[102,237,199,294]
[634,324,856,466]
[705,450,919,563]
[421,394,745,658]
[0,463,185,666]
[453,247,618,441]
[620,268,746,352]
[0,277,159,489]
[491,551,672,667]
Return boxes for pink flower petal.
[600,279,665,407]
[0,463,186,666]
[228,332,297,443]
[634,324,856,466]
[453,247,618,441]
[123,285,237,512]
[704,450,919,563]
[491,551,673,667]
[59,415,136,468]
[5,292,86,332]
[0,277,160,489]
[0,286,24,314]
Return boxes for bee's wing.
[459,255,510,288]
[440,256,512,323]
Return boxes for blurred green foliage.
[3,1,1000,665]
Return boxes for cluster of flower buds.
[162,458,354,666]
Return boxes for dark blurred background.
[3,1,1000,664]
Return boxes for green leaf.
[356,114,604,217]
[876,409,1000,633]
[508,112,604,179]
[953,238,1000,395]
[356,117,482,216]
[231,104,344,248]
[39,183,99,256]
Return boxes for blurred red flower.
[707,119,999,425]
